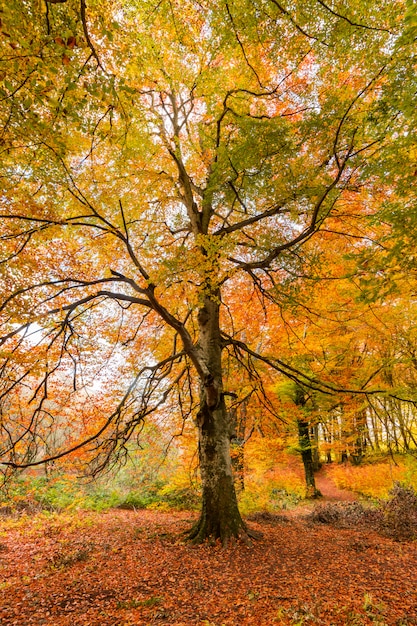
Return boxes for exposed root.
[247,526,263,540]
[186,512,262,546]
[305,487,323,499]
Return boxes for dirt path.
[282,467,358,520]
[314,467,357,502]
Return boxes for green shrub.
[156,485,200,510]
[117,490,159,510]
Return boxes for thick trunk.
[230,403,246,491]
[188,399,246,544]
[187,297,248,544]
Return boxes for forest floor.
[0,476,416,626]
[314,467,357,502]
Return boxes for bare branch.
[214,200,288,236]
[0,351,187,470]
[225,0,265,89]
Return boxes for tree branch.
[80,0,105,71]
[315,0,393,34]
[269,0,328,45]
[223,333,417,402]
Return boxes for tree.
[0,0,415,542]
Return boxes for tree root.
[186,512,262,546]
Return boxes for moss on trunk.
[187,297,257,544]
[187,399,249,544]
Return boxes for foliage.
[403,454,417,489]
[155,484,200,511]
[237,440,305,514]
[1,0,417,540]
[0,420,199,512]
[327,457,415,499]
[306,501,381,528]
[238,483,301,516]
[0,467,201,514]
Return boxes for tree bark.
[294,386,321,499]
[187,296,248,544]
[188,399,247,544]
[311,424,321,471]
[297,419,322,498]
[229,401,247,491]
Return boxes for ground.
[314,467,357,502]
[1,498,416,626]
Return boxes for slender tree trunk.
[370,407,381,451]
[395,400,410,451]
[294,386,321,499]
[311,424,321,471]
[187,296,248,544]
[297,419,321,498]
[322,422,333,463]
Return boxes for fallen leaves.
[0,508,416,625]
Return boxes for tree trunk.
[310,424,321,471]
[188,399,247,544]
[187,296,248,544]
[294,386,321,499]
[229,401,247,492]
[322,422,333,463]
[297,419,321,499]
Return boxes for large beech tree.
[0,0,416,541]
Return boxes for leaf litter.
[0,508,416,625]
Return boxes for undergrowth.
[307,483,417,541]
[0,472,199,516]
[327,454,417,499]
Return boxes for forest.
[0,0,417,624]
